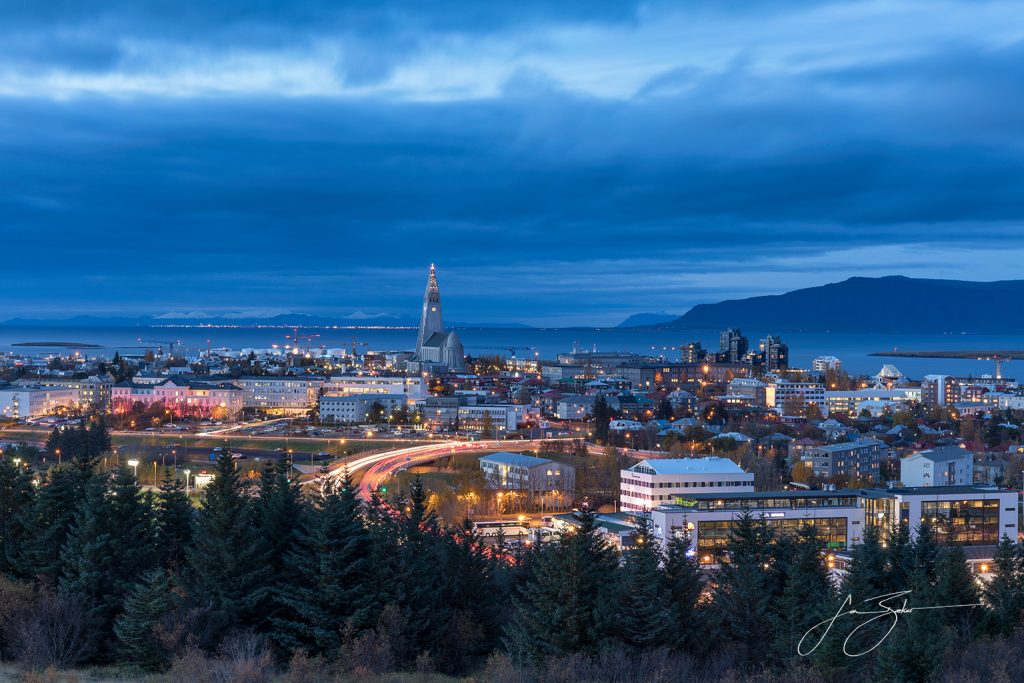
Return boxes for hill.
[662,276,1024,333]
[617,312,679,328]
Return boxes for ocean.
[1,325,1022,378]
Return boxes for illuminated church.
[408,264,465,373]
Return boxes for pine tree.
[617,514,670,651]
[0,456,35,577]
[710,506,779,667]
[883,521,913,593]
[663,526,703,654]
[20,463,93,582]
[113,569,174,671]
[272,471,376,655]
[771,524,835,665]
[844,523,887,602]
[933,544,981,636]
[184,452,270,634]
[505,506,620,661]
[257,457,303,574]
[981,535,1024,636]
[59,467,157,657]
[154,473,193,570]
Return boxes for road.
[323,438,575,499]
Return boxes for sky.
[2,0,1024,326]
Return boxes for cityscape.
[3,2,1024,683]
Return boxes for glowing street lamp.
[127,459,140,478]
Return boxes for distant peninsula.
[646,276,1024,334]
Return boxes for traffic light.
[379,485,387,493]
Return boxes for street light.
[127,459,139,478]
[183,468,191,494]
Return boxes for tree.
[257,457,303,575]
[184,452,270,634]
[982,536,1024,636]
[481,411,495,439]
[663,526,703,654]
[592,396,612,444]
[113,569,175,671]
[771,524,834,665]
[617,514,670,651]
[154,473,193,570]
[20,463,94,582]
[272,471,376,655]
[710,506,779,667]
[0,457,35,576]
[505,506,620,661]
[59,467,157,658]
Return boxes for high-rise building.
[408,264,465,373]
[759,335,789,371]
[719,328,748,364]
[680,341,706,363]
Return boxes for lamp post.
[127,459,139,479]
[183,468,191,495]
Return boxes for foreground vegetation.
[2,421,1024,682]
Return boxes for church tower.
[416,264,445,351]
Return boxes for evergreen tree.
[663,526,703,654]
[981,536,1024,636]
[883,521,913,593]
[933,544,981,635]
[113,569,174,671]
[710,506,779,667]
[617,514,670,651]
[873,563,947,683]
[257,457,304,575]
[844,523,887,602]
[184,452,270,634]
[272,471,375,655]
[20,463,93,582]
[771,524,834,665]
[154,473,193,570]
[505,505,620,661]
[592,396,611,444]
[59,467,157,657]
[0,456,35,577]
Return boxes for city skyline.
[3,1,1024,325]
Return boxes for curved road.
[323,439,577,499]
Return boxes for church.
[407,264,465,373]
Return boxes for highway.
[323,438,576,499]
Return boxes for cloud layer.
[1,0,1022,324]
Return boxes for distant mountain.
[661,276,1024,334]
[617,312,679,328]
[0,312,532,329]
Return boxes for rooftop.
[628,457,746,476]
[479,451,553,468]
[903,445,971,463]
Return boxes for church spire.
[416,263,445,351]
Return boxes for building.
[616,362,697,391]
[922,374,958,406]
[555,395,596,420]
[719,328,749,364]
[767,379,826,416]
[727,378,769,407]
[408,264,465,373]
[479,451,575,494]
[651,485,1017,567]
[325,374,427,399]
[457,404,527,433]
[0,384,81,418]
[620,457,755,512]
[680,342,706,364]
[813,356,843,373]
[319,394,407,424]
[15,375,114,411]
[901,446,974,487]
[235,376,325,415]
[824,388,920,416]
[759,335,789,371]
[802,438,887,482]
[111,377,244,419]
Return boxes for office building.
[901,446,974,487]
[802,438,886,482]
[319,394,407,424]
[719,328,749,364]
[235,376,325,415]
[620,457,755,512]
[479,451,575,494]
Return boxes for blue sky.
[2,0,1023,326]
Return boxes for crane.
[285,328,321,356]
[137,338,182,357]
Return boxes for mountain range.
[639,276,1024,334]
[0,313,532,329]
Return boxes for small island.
[12,341,104,348]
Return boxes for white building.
[652,485,1017,568]
[324,375,427,399]
[479,451,575,493]
[901,446,974,487]
[0,384,81,418]
[235,376,326,415]
[767,379,826,416]
[319,394,407,424]
[813,356,843,372]
[824,387,920,416]
[608,419,644,432]
[620,457,755,512]
[457,404,527,433]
